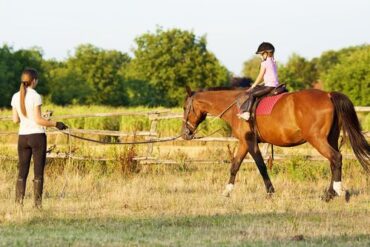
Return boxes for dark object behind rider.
[238,42,279,120]
[11,68,68,209]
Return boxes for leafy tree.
[125,28,230,106]
[48,44,131,105]
[242,56,261,80]
[278,54,317,91]
[321,45,370,105]
[47,67,92,105]
[0,45,45,107]
[315,46,361,77]
[124,79,160,106]
[2,39,368,107]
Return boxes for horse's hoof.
[222,190,231,197]
[266,192,274,199]
[345,190,351,202]
[334,188,348,198]
[321,190,336,202]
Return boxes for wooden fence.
[0,107,369,164]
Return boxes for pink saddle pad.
[256,93,287,116]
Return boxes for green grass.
[1,213,370,246]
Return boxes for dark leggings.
[240,86,275,113]
[17,134,47,181]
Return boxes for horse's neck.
[196,90,241,120]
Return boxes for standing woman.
[11,68,68,208]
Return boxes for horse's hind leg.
[327,119,342,197]
[222,140,249,197]
[307,135,343,198]
[248,142,275,194]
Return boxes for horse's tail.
[330,92,370,172]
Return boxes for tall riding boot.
[244,96,254,113]
[15,178,26,206]
[240,95,254,113]
[33,179,43,209]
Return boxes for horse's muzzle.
[182,128,194,140]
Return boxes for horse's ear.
[185,86,192,96]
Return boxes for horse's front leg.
[222,140,248,197]
[248,142,275,194]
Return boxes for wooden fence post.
[262,143,270,157]
[146,113,160,158]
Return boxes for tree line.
[1,28,369,107]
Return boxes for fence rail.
[0,110,172,121]
[0,106,368,121]
[355,106,370,112]
[0,107,369,165]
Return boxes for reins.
[58,129,183,145]
[56,92,242,145]
[210,100,238,122]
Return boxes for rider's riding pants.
[240,86,275,113]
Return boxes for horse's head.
[182,86,207,140]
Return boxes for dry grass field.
[1,147,370,246]
[0,106,369,246]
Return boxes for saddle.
[267,84,288,96]
[236,84,288,110]
[252,84,288,117]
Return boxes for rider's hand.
[247,84,257,92]
[56,122,68,130]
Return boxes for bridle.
[182,93,239,137]
[182,96,197,135]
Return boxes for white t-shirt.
[11,88,45,135]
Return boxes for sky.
[1,0,369,74]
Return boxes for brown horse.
[182,87,370,199]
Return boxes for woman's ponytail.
[19,68,38,117]
[19,81,28,116]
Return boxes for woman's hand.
[246,84,256,93]
[56,122,68,130]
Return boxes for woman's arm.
[34,105,56,127]
[12,107,20,123]
[250,66,266,89]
